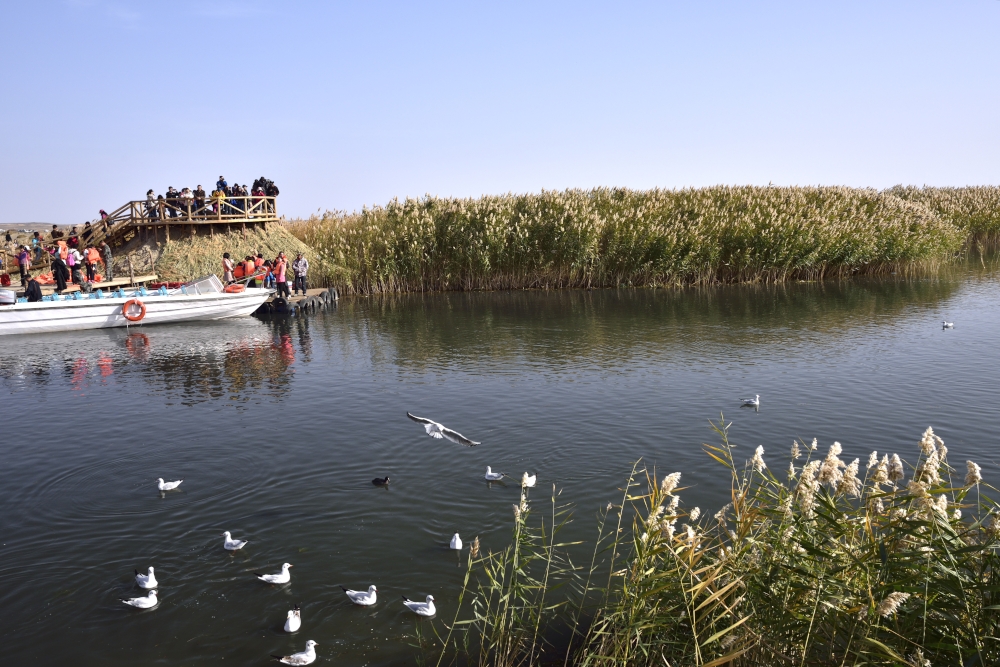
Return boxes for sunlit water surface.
[2,261,999,665]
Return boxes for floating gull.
[284,605,301,633]
[134,566,158,590]
[407,412,480,446]
[255,563,293,584]
[943,321,954,328]
[484,466,504,482]
[342,585,377,606]
[521,473,536,488]
[402,594,436,617]
[740,394,760,408]
[221,531,249,551]
[271,640,317,665]
[121,589,158,609]
[157,478,183,491]
[372,476,390,486]
[450,533,462,550]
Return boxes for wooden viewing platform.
[94,195,279,250]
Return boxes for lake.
[2,257,998,666]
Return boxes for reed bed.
[154,225,314,281]
[287,186,975,294]
[428,423,1000,666]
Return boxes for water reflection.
[0,318,319,403]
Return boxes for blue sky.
[2,1,998,223]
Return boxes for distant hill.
[0,223,54,233]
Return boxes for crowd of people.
[144,176,279,220]
[221,250,309,298]
[9,226,115,300]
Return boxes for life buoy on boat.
[223,284,246,293]
[122,298,146,322]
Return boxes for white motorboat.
[0,275,274,336]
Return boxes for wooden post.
[165,225,170,243]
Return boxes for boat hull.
[0,288,274,336]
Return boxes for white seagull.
[521,473,537,488]
[121,589,158,609]
[943,321,954,328]
[255,563,293,584]
[407,412,480,446]
[740,394,760,408]
[284,605,301,633]
[134,566,158,589]
[484,466,504,482]
[450,533,462,550]
[271,639,317,665]
[342,585,377,606]
[402,594,436,617]
[221,531,249,551]
[157,477,183,491]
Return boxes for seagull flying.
[221,531,248,551]
[407,412,480,446]
[740,394,760,408]
[284,605,301,633]
[342,585,377,606]
[157,478,183,491]
[255,563,293,584]
[521,473,536,488]
[135,566,158,589]
[372,476,390,486]
[450,533,462,550]
[121,590,158,609]
[271,640,317,665]
[402,594,436,617]
[943,321,954,328]
[484,466,504,482]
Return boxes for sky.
[2,0,999,224]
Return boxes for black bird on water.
[372,476,390,486]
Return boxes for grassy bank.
[285,186,996,294]
[153,225,314,282]
[427,423,1000,666]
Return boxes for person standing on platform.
[68,246,83,285]
[222,252,235,283]
[292,252,309,296]
[100,240,114,281]
[18,246,31,287]
[274,252,290,298]
[51,248,69,293]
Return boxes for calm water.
[2,261,999,666]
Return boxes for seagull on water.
[450,533,462,550]
[342,585,377,606]
[402,594,436,617]
[943,320,954,328]
[157,478,183,491]
[255,563,293,584]
[284,605,301,633]
[135,566,158,589]
[121,589,158,609]
[271,640,317,665]
[521,473,536,488]
[484,466,504,482]
[740,394,760,408]
[372,476,390,486]
[221,531,249,551]
[407,412,480,446]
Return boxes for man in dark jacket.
[51,251,69,293]
[25,277,42,302]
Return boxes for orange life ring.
[223,284,246,293]
[122,298,146,322]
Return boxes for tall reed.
[287,186,971,294]
[426,422,1000,666]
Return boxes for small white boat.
[0,276,273,336]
